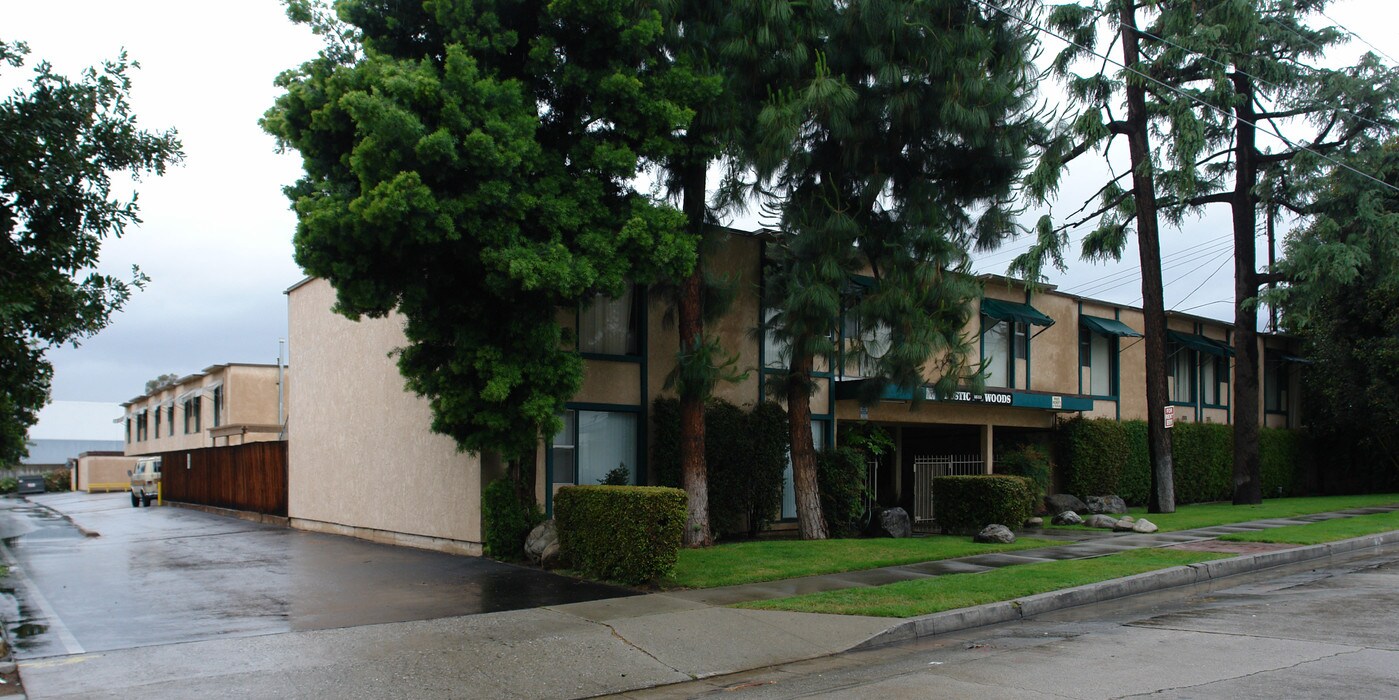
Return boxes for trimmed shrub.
[1060,418,1313,506]
[999,443,1051,503]
[555,485,686,584]
[932,475,1035,534]
[816,446,868,537]
[0,477,16,494]
[482,478,542,560]
[651,398,788,539]
[1057,417,1130,497]
[43,468,71,493]
[1171,422,1233,503]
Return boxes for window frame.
[1166,340,1197,405]
[981,315,1026,389]
[1264,351,1290,414]
[577,286,643,359]
[1078,327,1120,399]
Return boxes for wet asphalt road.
[0,492,634,659]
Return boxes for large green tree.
[0,41,181,464]
[264,1,702,501]
[746,0,1047,539]
[1278,143,1399,491]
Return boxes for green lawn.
[664,536,1059,589]
[735,548,1228,618]
[1220,509,1399,545]
[1056,493,1399,532]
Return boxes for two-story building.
[285,228,1304,555]
[122,363,287,455]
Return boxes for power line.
[1074,239,1234,298]
[1318,9,1399,67]
[1059,232,1232,294]
[972,0,1399,197]
[1170,253,1233,311]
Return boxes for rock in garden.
[1045,494,1089,515]
[1112,517,1137,532]
[1024,517,1044,528]
[539,542,564,569]
[974,524,1016,544]
[525,520,559,565]
[1086,495,1128,515]
[879,507,913,538]
[1132,518,1159,534]
[1083,514,1119,529]
[1052,511,1083,525]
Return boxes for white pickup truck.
[128,457,161,507]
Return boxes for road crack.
[1112,647,1365,698]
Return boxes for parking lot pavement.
[0,492,634,659]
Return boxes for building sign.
[1164,405,1175,429]
[926,388,1014,405]
[1052,395,1063,410]
[859,405,869,420]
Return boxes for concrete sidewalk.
[15,498,1399,699]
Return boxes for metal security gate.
[912,454,985,525]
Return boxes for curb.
[165,501,290,528]
[19,495,99,539]
[852,528,1399,650]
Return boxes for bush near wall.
[652,398,789,538]
[556,485,686,585]
[817,446,869,537]
[1057,418,1312,506]
[932,475,1035,534]
[482,479,542,560]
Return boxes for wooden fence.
[158,441,288,517]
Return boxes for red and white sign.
[1164,405,1175,429]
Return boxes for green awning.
[981,298,1055,327]
[1168,331,1235,358]
[1081,315,1142,338]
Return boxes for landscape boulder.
[1052,511,1084,526]
[539,542,564,569]
[1086,495,1128,515]
[1113,515,1137,532]
[1024,517,1044,528]
[524,520,559,565]
[974,524,1016,544]
[1045,494,1089,515]
[878,507,913,538]
[1132,518,1159,534]
[1083,514,1119,529]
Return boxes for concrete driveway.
[0,492,633,659]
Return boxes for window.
[1202,356,1229,407]
[183,397,201,434]
[842,314,890,378]
[763,307,788,369]
[1079,328,1116,396]
[1167,341,1196,403]
[125,418,132,444]
[982,318,1024,388]
[551,409,637,486]
[1265,352,1289,413]
[579,287,639,355]
[168,405,175,431]
[211,386,223,428]
[154,407,161,439]
[136,411,148,441]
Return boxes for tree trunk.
[1120,5,1175,514]
[678,158,713,546]
[787,350,828,540]
[1231,72,1263,506]
[678,267,712,546]
[510,439,538,508]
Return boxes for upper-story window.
[125,417,132,444]
[1078,315,1140,398]
[1202,355,1229,407]
[1167,341,1196,403]
[183,396,201,434]
[841,314,890,378]
[154,407,161,439]
[980,298,1053,389]
[579,286,640,356]
[210,386,223,428]
[1264,350,1290,413]
[1167,331,1233,405]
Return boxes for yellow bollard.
[157,481,162,506]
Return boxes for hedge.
[817,446,868,537]
[932,475,1035,534]
[555,485,686,584]
[1057,417,1312,506]
[482,478,542,560]
[652,398,789,538]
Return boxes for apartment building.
[122,363,286,455]
[286,228,1303,554]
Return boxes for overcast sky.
[6,0,1397,409]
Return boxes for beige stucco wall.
[226,365,284,427]
[77,454,137,492]
[287,278,484,553]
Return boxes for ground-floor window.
[552,409,638,486]
[781,420,827,520]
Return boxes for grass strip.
[734,549,1229,618]
[1220,510,1399,545]
[1055,493,1399,533]
[665,536,1060,589]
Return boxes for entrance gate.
[912,453,984,525]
